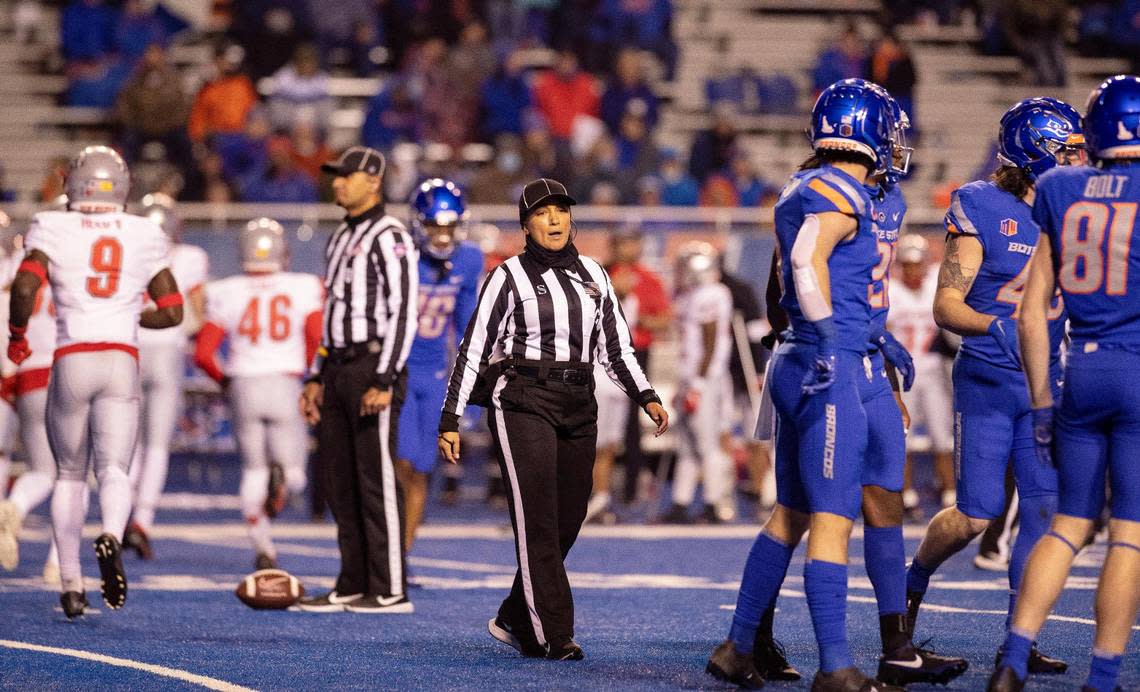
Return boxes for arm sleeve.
[194,322,226,384]
[592,265,656,404]
[373,228,419,388]
[439,266,514,431]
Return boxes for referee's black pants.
[318,353,408,598]
[488,369,597,650]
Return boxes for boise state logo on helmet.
[998,98,1085,179]
[411,178,468,260]
[810,79,897,177]
[1083,74,1140,161]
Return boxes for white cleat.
[0,500,21,571]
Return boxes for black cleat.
[123,521,153,560]
[811,666,905,691]
[753,635,801,681]
[255,552,277,570]
[905,589,924,636]
[94,533,127,609]
[878,642,968,686]
[545,638,585,661]
[440,475,460,506]
[660,503,690,524]
[487,616,545,657]
[59,591,88,619]
[985,665,1025,692]
[265,462,287,518]
[994,643,1068,675]
[706,639,764,689]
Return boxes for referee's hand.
[645,402,669,437]
[438,432,461,464]
[359,387,391,416]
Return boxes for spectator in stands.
[615,108,660,184]
[61,0,117,64]
[811,22,867,95]
[699,174,739,207]
[637,175,663,205]
[361,78,419,150]
[657,148,699,206]
[595,0,678,81]
[1110,0,1140,72]
[286,119,332,182]
[238,135,318,202]
[0,165,16,203]
[230,0,315,81]
[451,22,497,99]
[523,121,560,178]
[688,101,738,184]
[600,49,659,135]
[487,0,557,49]
[12,0,44,45]
[266,43,334,132]
[114,0,169,66]
[467,134,532,203]
[1001,0,1068,87]
[571,134,629,203]
[307,0,382,72]
[409,37,477,149]
[870,31,918,132]
[212,106,272,183]
[532,49,600,141]
[114,43,192,173]
[188,43,259,143]
[727,152,779,207]
[479,49,532,141]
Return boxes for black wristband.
[304,373,321,385]
[373,372,393,391]
[438,412,460,434]
[637,389,662,410]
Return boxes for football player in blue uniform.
[905,98,1085,673]
[396,179,483,551]
[989,75,1140,692]
[707,79,907,692]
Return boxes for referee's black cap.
[321,146,386,178]
[518,178,576,227]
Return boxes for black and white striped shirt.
[316,204,419,387]
[440,252,654,431]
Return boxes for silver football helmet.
[65,145,130,211]
[674,241,720,290]
[896,233,929,264]
[139,192,181,240]
[240,217,287,272]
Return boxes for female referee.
[438,178,669,661]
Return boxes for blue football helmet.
[1083,75,1140,161]
[410,178,468,260]
[998,98,1085,179]
[809,79,897,176]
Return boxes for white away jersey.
[205,271,323,378]
[676,281,733,383]
[2,249,57,371]
[886,271,940,362]
[25,211,170,351]
[139,243,209,346]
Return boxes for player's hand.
[1031,405,1054,467]
[987,317,1021,369]
[300,381,323,425]
[438,432,461,464]
[894,391,911,431]
[6,335,30,365]
[871,325,914,391]
[645,402,669,437]
[801,342,837,395]
[359,387,391,417]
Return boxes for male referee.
[298,146,419,613]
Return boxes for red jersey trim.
[14,367,50,395]
[54,342,140,361]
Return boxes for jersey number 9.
[86,236,122,298]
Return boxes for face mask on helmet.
[411,178,468,260]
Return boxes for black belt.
[511,363,591,385]
[326,340,382,364]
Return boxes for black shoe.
[661,503,690,524]
[59,591,88,619]
[487,616,545,657]
[905,589,924,636]
[441,475,460,506]
[545,638,584,661]
[265,462,287,518]
[701,504,725,524]
[811,666,905,691]
[706,640,764,689]
[123,521,153,560]
[296,590,364,612]
[878,641,968,686]
[994,643,1068,675]
[985,665,1025,692]
[254,553,277,570]
[344,594,414,614]
[93,533,127,609]
[753,635,801,681]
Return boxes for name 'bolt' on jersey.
[24,210,170,351]
[1034,161,1140,348]
[867,183,907,338]
[944,180,1066,367]
[774,166,877,349]
[407,243,483,368]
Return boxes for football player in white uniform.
[886,235,956,511]
[195,218,322,570]
[7,146,183,618]
[663,242,736,523]
[124,193,208,560]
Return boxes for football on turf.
[235,569,304,610]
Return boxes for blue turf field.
[1,456,1136,691]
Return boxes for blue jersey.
[867,183,907,335]
[774,166,877,350]
[406,242,483,368]
[944,181,1065,368]
[1034,162,1140,349]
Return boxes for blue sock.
[1005,592,1017,631]
[864,525,905,616]
[729,532,794,654]
[1086,649,1123,692]
[1009,495,1055,627]
[998,629,1034,681]
[804,559,852,673]
[906,555,936,595]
